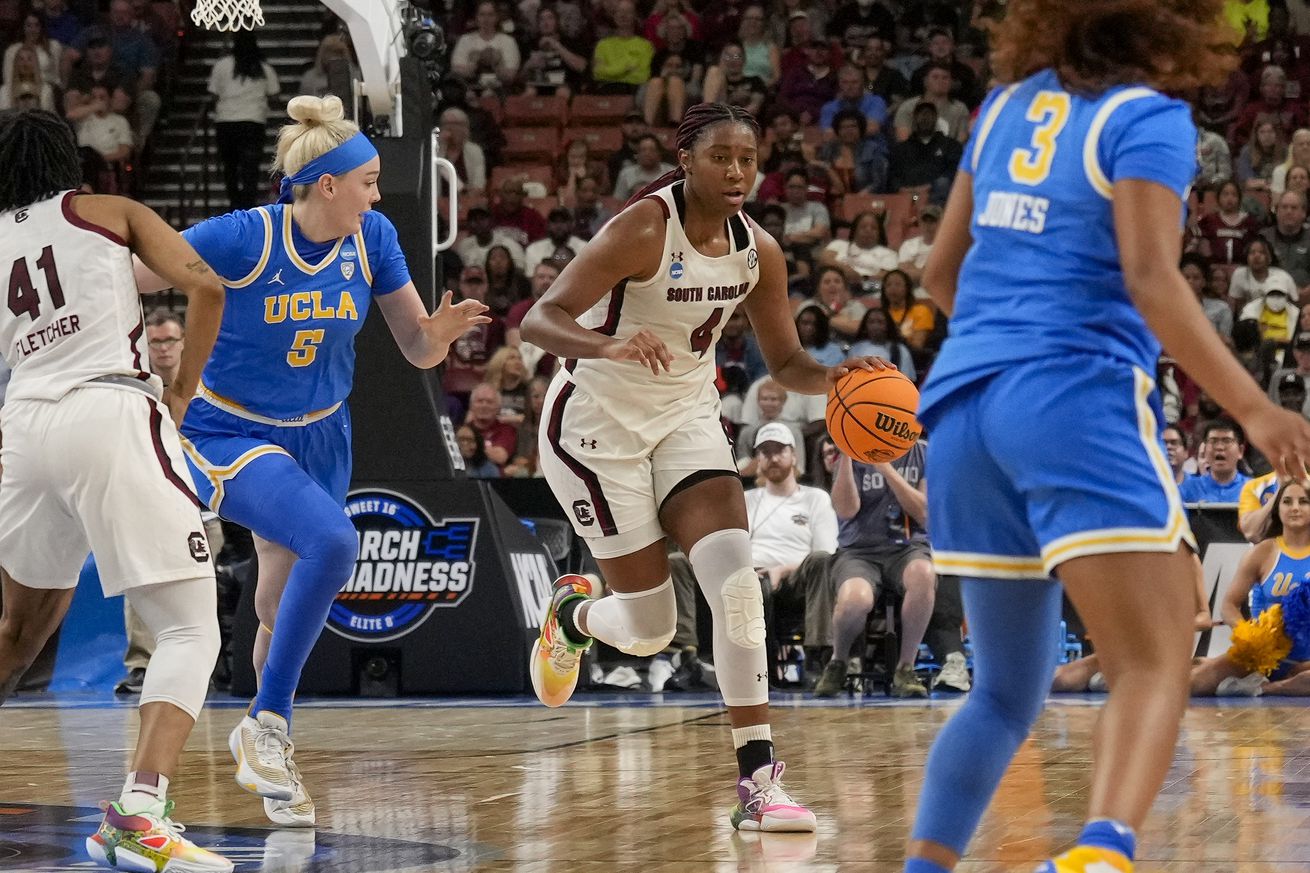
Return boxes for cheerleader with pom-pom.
[1190,479,1310,696]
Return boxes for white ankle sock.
[731,724,772,748]
[119,771,169,815]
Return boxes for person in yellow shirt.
[591,0,655,92]
[879,268,935,350]
[1223,0,1269,44]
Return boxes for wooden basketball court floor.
[0,693,1306,872]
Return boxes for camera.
[401,1,448,89]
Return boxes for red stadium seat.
[504,93,567,128]
[563,126,624,158]
[501,127,560,163]
[569,94,635,126]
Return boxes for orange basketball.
[825,368,922,464]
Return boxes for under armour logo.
[580,438,597,449]
[266,269,285,285]
[756,673,766,682]
[671,251,684,263]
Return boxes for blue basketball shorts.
[923,357,1196,579]
[178,395,353,514]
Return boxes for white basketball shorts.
[0,386,216,594]
[537,375,738,558]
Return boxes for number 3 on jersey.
[1009,91,1071,186]
[288,329,324,367]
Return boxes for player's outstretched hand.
[162,388,189,428]
[601,328,673,376]
[1243,404,1310,482]
[423,291,493,347]
[825,355,894,387]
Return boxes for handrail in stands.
[176,95,215,228]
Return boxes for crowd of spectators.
[0,0,179,194]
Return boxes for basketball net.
[190,0,264,31]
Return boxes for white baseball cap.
[754,422,795,449]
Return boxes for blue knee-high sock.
[220,457,358,726]
[907,577,1064,861]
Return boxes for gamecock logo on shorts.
[187,531,210,562]
[572,499,595,526]
[327,489,479,643]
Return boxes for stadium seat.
[504,93,567,128]
[490,164,556,196]
[564,126,623,158]
[501,127,560,163]
[569,94,635,126]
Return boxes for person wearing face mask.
[132,95,491,828]
[1229,236,1298,311]
[1241,286,1300,342]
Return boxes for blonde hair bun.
[286,95,346,126]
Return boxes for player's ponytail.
[274,95,360,199]
[624,102,761,208]
[0,109,82,213]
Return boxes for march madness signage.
[327,489,479,643]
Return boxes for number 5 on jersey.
[1009,91,1070,186]
[288,329,324,367]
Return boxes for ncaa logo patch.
[341,261,356,281]
[327,489,479,643]
[746,248,758,269]
[669,261,684,281]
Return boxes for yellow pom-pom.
[1227,604,1294,676]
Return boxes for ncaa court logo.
[327,489,479,643]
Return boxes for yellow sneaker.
[530,574,593,707]
[1036,846,1133,873]
[86,800,233,871]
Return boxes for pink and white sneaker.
[729,761,817,832]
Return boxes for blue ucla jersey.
[920,69,1196,419]
[1253,538,1310,662]
[182,205,411,420]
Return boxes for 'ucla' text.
[264,290,359,324]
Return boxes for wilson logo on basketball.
[874,412,917,441]
[327,489,479,643]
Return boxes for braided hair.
[0,109,82,213]
[624,102,761,208]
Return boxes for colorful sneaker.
[530,575,593,708]
[86,800,233,872]
[891,664,928,698]
[263,757,315,827]
[729,762,817,833]
[1035,846,1133,872]
[229,710,295,801]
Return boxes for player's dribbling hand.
[601,328,673,375]
[1242,404,1310,482]
[826,355,893,387]
[162,388,188,428]
[424,291,493,346]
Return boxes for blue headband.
[277,131,379,203]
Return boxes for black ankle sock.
[558,596,590,645]
[736,740,774,778]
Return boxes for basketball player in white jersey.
[0,110,231,872]
[523,102,889,832]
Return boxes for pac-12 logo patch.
[327,489,479,643]
[341,261,356,281]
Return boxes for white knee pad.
[583,578,676,656]
[690,528,769,707]
[690,529,765,648]
[124,577,221,719]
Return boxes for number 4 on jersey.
[690,306,724,357]
[8,245,66,320]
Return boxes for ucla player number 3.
[288,329,325,367]
[1009,91,1071,186]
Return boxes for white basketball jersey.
[566,181,760,425]
[0,191,160,403]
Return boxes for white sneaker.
[1217,672,1268,697]
[647,655,675,692]
[229,711,296,801]
[1087,671,1109,693]
[932,652,972,692]
[264,756,315,827]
